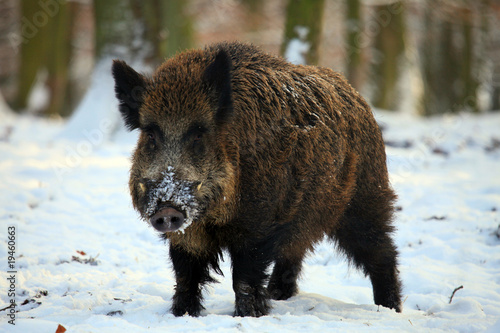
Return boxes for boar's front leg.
[229,243,274,317]
[169,244,216,316]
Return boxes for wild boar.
[112,41,402,317]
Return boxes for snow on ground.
[0,102,499,332]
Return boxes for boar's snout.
[150,207,186,233]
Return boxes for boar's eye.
[191,130,204,150]
[193,132,202,144]
[146,131,156,149]
[185,125,207,155]
[142,124,161,149]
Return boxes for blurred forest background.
[0,0,499,119]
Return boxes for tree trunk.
[281,0,325,65]
[345,0,363,89]
[0,0,19,106]
[369,1,406,111]
[9,0,77,117]
[44,1,74,117]
[420,9,458,116]
[63,0,193,140]
[419,0,483,115]
[459,7,479,113]
[94,0,142,61]
[484,0,499,111]
[12,0,50,112]
[142,0,194,65]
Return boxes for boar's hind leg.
[229,243,274,317]
[169,244,219,316]
[267,253,304,301]
[333,195,403,313]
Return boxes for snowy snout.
[150,206,186,232]
[140,169,201,234]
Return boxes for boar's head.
[112,49,236,234]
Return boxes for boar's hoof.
[150,207,185,232]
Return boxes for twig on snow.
[449,285,464,304]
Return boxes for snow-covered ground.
[1,100,499,332]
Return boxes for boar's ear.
[203,49,233,126]
[111,60,147,131]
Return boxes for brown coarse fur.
[112,41,402,317]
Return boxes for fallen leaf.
[55,324,66,333]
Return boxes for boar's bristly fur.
[112,41,403,317]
